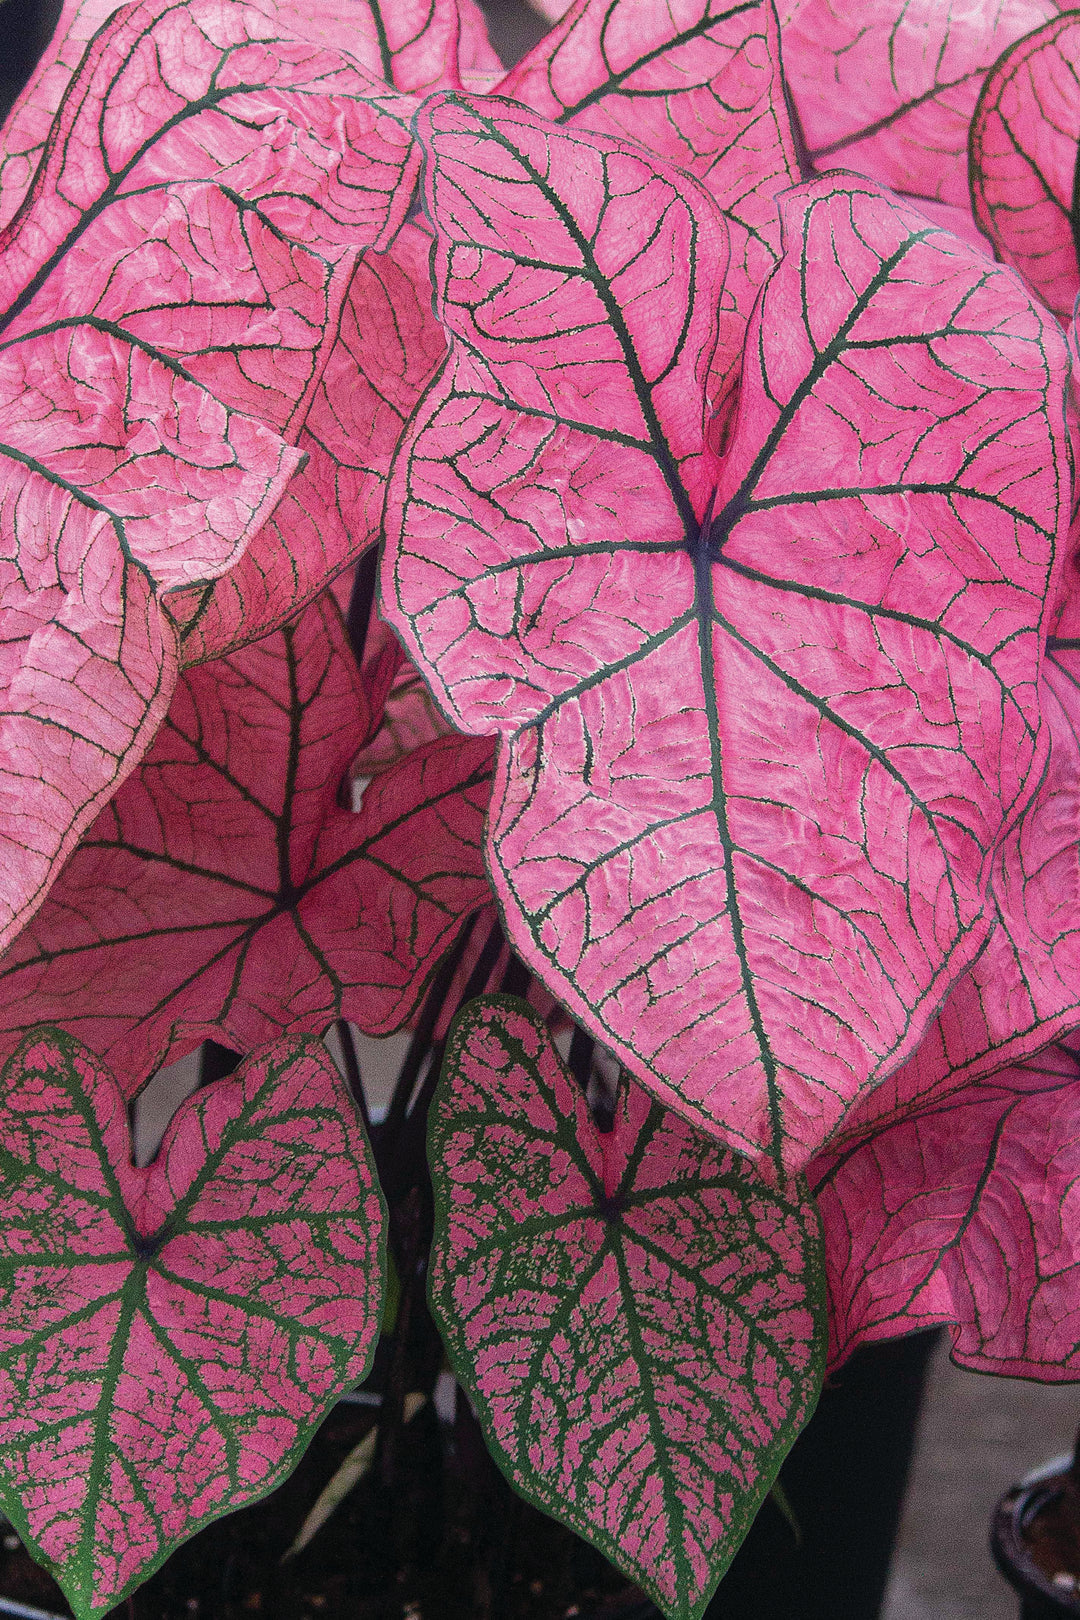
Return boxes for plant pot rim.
[992,1469,1080,1615]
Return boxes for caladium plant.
[0,0,1079,1616]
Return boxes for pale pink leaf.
[0,592,494,1092]
[0,0,432,945]
[0,1026,385,1619]
[173,224,445,663]
[498,0,798,253]
[429,995,825,1620]
[969,12,1080,320]
[385,100,1071,1174]
[812,1036,1080,1379]
[831,636,1080,1151]
[456,0,503,83]
[781,0,1061,210]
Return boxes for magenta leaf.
[386,97,1072,1174]
[174,223,446,663]
[0,592,494,1092]
[0,1025,385,1618]
[0,0,418,278]
[497,0,798,253]
[781,0,1061,211]
[428,995,825,1620]
[969,12,1080,320]
[0,0,121,232]
[812,1035,1080,1379]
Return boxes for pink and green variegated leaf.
[0,1026,385,1620]
[969,12,1080,320]
[496,0,798,256]
[811,1036,1080,1379]
[173,224,445,663]
[386,96,1072,1175]
[781,0,1061,212]
[428,996,825,1620]
[0,592,494,1094]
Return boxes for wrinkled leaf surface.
[970,11,1080,319]
[429,996,824,1620]
[0,1027,385,1618]
[0,594,494,1093]
[387,99,1071,1173]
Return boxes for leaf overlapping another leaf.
[812,1036,1080,1379]
[780,0,1059,222]
[386,93,1072,1175]
[969,11,1080,320]
[0,1027,385,1619]
[174,224,446,663]
[0,0,434,948]
[429,996,824,1620]
[497,0,798,255]
[0,593,494,1094]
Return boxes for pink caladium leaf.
[386,97,1072,1175]
[969,12,1080,320]
[833,631,1080,1140]
[0,0,418,282]
[428,995,825,1620]
[0,0,121,231]
[0,0,484,234]
[780,0,1061,212]
[173,223,446,663]
[812,1035,1080,1379]
[0,0,434,944]
[0,1026,385,1619]
[0,593,494,1092]
[496,0,798,255]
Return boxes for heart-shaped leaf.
[0,1026,385,1619]
[497,0,797,254]
[174,223,446,663]
[0,592,494,1092]
[970,11,1080,320]
[781,0,1060,211]
[812,1035,1080,1378]
[386,97,1072,1174]
[428,995,825,1620]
